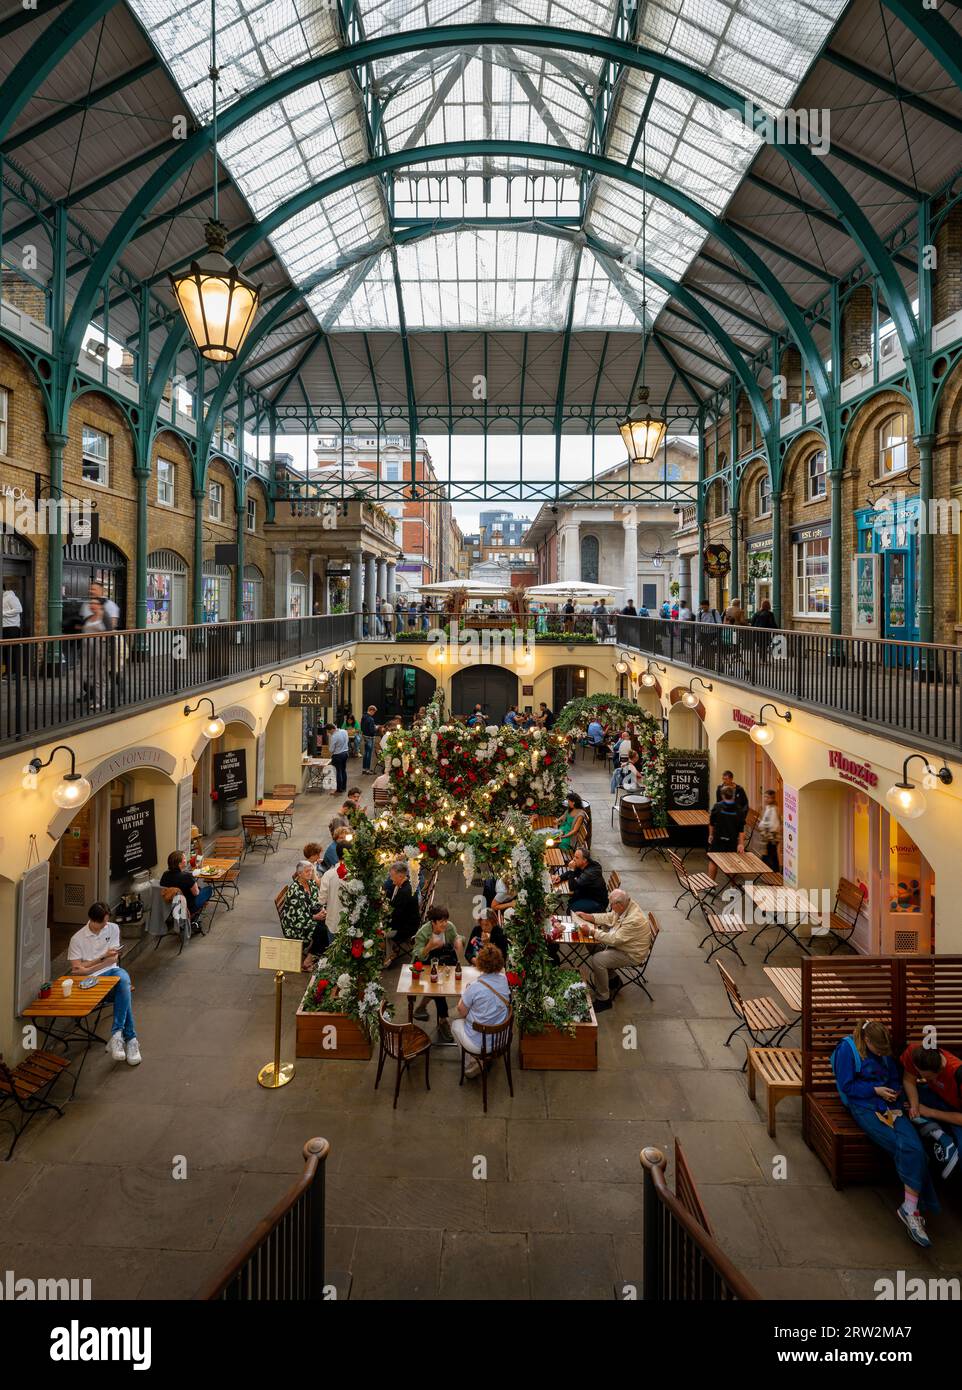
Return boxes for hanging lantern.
[170,219,260,363]
[619,386,667,466]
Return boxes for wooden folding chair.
[372,784,391,809]
[374,1003,431,1108]
[0,1052,72,1160]
[460,1006,514,1114]
[667,849,715,918]
[742,807,760,852]
[717,961,791,1070]
[242,813,278,860]
[697,902,749,965]
[610,912,659,1002]
[827,878,866,954]
[606,871,621,895]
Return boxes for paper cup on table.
[61,978,73,997]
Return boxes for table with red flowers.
[396,962,480,1022]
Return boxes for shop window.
[580,534,600,583]
[756,473,772,517]
[246,496,256,533]
[82,425,109,487]
[242,564,263,620]
[201,561,230,623]
[385,459,400,481]
[157,458,175,507]
[805,449,827,501]
[208,479,224,522]
[794,536,830,616]
[289,570,308,618]
[878,412,908,476]
[0,386,8,455]
[145,549,187,627]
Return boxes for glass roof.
[125,0,846,339]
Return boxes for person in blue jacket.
[833,1019,937,1247]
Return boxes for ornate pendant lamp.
[170,0,260,361]
[619,127,666,467]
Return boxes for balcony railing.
[616,615,962,757]
[0,613,357,750]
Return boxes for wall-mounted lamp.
[259,673,290,706]
[639,660,667,689]
[334,649,357,673]
[886,754,952,821]
[23,745,92,809]
[681,676,712,709]
[749,703,792,746]
[184,697,226,740]
[304,659,334,686]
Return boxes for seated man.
[586,717,605,750]
[902,1043,962,1178]
[553,846,608,914]
[67,901,141,1065]
[573,891,653,1013]
[160,850,212,922]
[385,861,420,962]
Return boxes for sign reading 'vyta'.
[109,799,158,880]
[214,748,248,802]
[666,754,710,811]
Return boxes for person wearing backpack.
[832,1020,937,1247]
[901,1043,962,1178]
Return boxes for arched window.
[146,549,187,627]
[580,534,599,583]
[289,569,308,618]
[805,449,827,501]
[879,412,908,476]
[756,473,772,517]
[201,560,231,623]
[242,564,263,621]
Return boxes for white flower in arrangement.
[431,733,438,757]
[446,841,457,853]
[363,938,373,949]
[545,997,556,1009]
[346,878,364,893]
[392,758,402,767]
[439,848,447,857]
[403,844,418,859]
[461,843,476,886]
[485,725,498,735]
[336,973,352,994]
[564,980,588,995]
[503,907,515,921]
[533,728,543,740]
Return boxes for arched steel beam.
[57,24,922,416]
[880,0,962,95]
[198,221,773,487]
[0,0,118,146]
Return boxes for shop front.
[745,534,772,618]
[63,537,127,626]
[854,496,919,642]
[0,526,35,636]
[790,520,831,623]
[146,549,188,627]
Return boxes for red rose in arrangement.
[544,755,552,765]
[315,978,329,998]
[505,970,523,987]
[351,940,364,958]
[411,960,424,974]
[418,842,428,852]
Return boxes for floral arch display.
[296,693,596,1066]
[555,693,667,822]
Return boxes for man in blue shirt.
[325,722,350,794]
[360,705,378,773]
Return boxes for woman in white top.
[758,788,781,872]
[318,844,347,934]
[451,943,512,1079]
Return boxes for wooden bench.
[802,955,962,1188]
[747,1047,803,1137]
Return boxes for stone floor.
[3,755,961,1302]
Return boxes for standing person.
[325,721,350,794]
[2,582,23,681]
[451,943,512,1078]
[832,1021,936,1247]
[751,598,777,630]
[82,580,119,631]
[341,708,359,756]
[715,769,749,815]
[678,598,693,622]
[573,891,653,1013]
[706,786,746,881]
[563,598,575,632]
[698,598,722,624]
[724,598,747,626]
[361,705,378,774]
[82,597,108,710]
[758,788,781,872]
[901,1043,962,1177]
[620,598,637,616]
[380,595,394,639]
[67,902,141,1065]
[361,601,370,638]
[659,599,671,619]
[385,861,419,962]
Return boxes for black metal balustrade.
[201,1138,329,1301]
[616,615,962,757]
[0,613,358,748]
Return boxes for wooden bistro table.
[301,757,331,793]
[544,846,567,868]
[668,808,710,862]
[21,974,120,1098]
[397,962,480,1025]
[195,857,238,918]
[745,882,822,962]
[707,850,769,885]
[547,916,596,968]
[253,797,294,838]
[668,810,710,827]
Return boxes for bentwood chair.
[827,878,867,953]
[241,813,278,860]
[460,1005,514,1114]
[374,1003,432,1109]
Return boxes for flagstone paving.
[2,755,958,1301]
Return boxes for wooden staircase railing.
[199,1138,330,1301]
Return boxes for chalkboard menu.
[109,799,158,879]
[214,748,248,802]
[666,755,710,811]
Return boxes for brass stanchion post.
[258,969,295,1088]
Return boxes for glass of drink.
[61,978,73,997]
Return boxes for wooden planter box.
[295,1007,373,1060]
[518,1007,598,1071]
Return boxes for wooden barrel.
[620,795,653,847]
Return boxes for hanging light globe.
[885,780,926,820]
[52,773,92,810]
[640,671,657,689]
[272,687,290,706]
[170,219,260,363]
[203,714,226,740]
[749,721,775,746]
[619,385,667,466]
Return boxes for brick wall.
[933,203,962,326]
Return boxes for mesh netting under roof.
[359,0,622,38]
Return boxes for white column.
[274,548,291,617]
[349,548,364,626]
[386,561,396,600]
[622,507,638,606]
[560,521,581,580]
[364,552,376,620]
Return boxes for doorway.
[553,664,587,710]
[361,665,437,725]
[63,538,127,625]
[450,665,519,722]
[846,789,934,953]
[0,528,34,635]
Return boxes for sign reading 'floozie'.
[828,749,878,791]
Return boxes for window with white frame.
[805,449,827,501]
[246,495,256,533]
[879,413,909,476]
[385,459,400,482]
[157,457,175,506]
[288,569,308,618]
[794,536,830,616]
[208,479,224,522]
[0,387,8,455]
[82,425,109,486]
[719,477,730,515]
[756,473,772,517]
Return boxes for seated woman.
[452,944,512,1079]
[321,817,350,869]
[833,1020,937,1247]
[610,749,640,794]
[491,873,516,913]
[533,792,587,852]
[465,909,509,964]
[280,860,329,970]
[410,905,463,1044]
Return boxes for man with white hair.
[574,890,653,1012]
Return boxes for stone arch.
[45,745,178,842]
